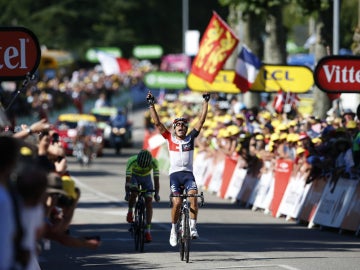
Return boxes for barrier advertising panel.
[313,178,358,228]
[340,181,360,233]
[270,159,293,217]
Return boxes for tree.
[0,0,227,59]
[220,0,291,109]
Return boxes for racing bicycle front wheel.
[178,215,185,261]
[184,210,190,263]
[139,207,146,252]
[134,205,140,251]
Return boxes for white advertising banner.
[252,171,274,211]
[313,177,358,228]
[276,174,312,219]
[208,158,225,194]
[193,151,208,186]
[224,165,247,203]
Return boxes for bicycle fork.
[179,199,190,239]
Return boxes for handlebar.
[130,187,156,193]
[169,192,205,207]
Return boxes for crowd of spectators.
[0,59,156,269]
[0,114,102,269]
[1,53,359,268]
[1,58,156,129]
[146,91,360,190]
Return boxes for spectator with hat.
[42,172,101,250]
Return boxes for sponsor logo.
[0,27,41,80]
[314,56,360,93]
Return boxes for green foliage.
[219,0,359,52]
[0,0,227,59]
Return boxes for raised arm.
[146,91,167,134]
[194,93,210,132]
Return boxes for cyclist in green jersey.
[125,150,160,242]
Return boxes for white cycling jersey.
[161,129,199,175]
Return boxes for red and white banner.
[219,156,238,199]
[190,11,238,83]
[270,159,293,217]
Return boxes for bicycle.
[170,191,205,263]
[129,187,155,252]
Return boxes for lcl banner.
[314,55,360,93]
[0,27,41,80]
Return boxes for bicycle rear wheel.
[183,211,190,263]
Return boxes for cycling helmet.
[137,150,152,168]
[173,117,189,128]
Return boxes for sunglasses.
[175,122,188,127]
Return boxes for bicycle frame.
[170,191,204,263]
[129,187,155,252]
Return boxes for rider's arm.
[194,93,210,132]
[152,158,160,194]
[125,156,136,193]
[147,91,167,134]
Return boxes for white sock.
[190,219,196,228]
[171,223,176,232]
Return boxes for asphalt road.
[38,109,360,270]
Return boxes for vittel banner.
[0,27,41,80]
[314,55,360,93]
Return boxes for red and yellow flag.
[190,11,239,83]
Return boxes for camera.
[52,133,59,144]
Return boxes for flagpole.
[182,0,189,54]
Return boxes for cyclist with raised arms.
[125,149,160,243]
[146,90,210,247]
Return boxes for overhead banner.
[314,55,360,93]
[144,71,187,89]
[85,47,122,63]
[187,70,240,93]
[188,65,314,93]
[132,45,163,59]
[251,65,314,93]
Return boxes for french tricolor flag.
[233,45,262,92]
[96,51,131,76]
